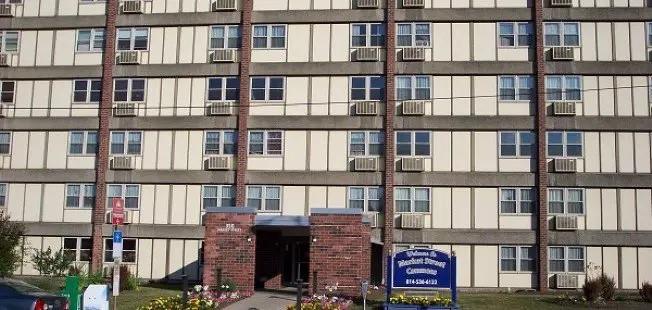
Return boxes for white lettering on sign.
[216,223,242,232]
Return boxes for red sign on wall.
[112,198,125,225]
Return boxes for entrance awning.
[255,215,309,227]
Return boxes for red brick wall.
[255,231,283,290]
[202,212,256,293]
[235,0,253,207]
[309,213,371,297]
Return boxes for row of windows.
[0,130,585,158]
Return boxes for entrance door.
[282,240,310,286]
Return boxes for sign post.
[360,280,369,310]
[111,198,125,310]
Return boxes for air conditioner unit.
[403,0,425,7]
[401,100,426,115]
[401,157,425,172]
[204,156,230,170]
[121,0,143,14]
[211,0,237,11]
[553,158,576,173]
[0,53,9,67]
[552,102,576,116]
[116,51,139,65]
[106,211,132,224]
[207,102,233,115]
[355,101,378,115]
[357,0,379,8]
[0,4,12,17]
[355,47,380,62]
[364,213,379,228]
[555,215,579,230]
[555,274,579,289]
[401,47,426,61]
[354,157,378,171]
[113,102,137,117]
[551,46,574,61]
[550,0,573,7]
[111,156,134,170]
[210,49,236,63]
[400,214,424,229]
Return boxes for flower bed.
[386,293,456,310]
[137,285,248,310]
[286,295,353,310]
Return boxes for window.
[499,131,534,157]
[395,187,430,213]
[73,80,101,103]
[69,131,98,155]
[116,28,148,51]
[500,246,535,272]
[396,131,430,156]
[351,23,385,47]
[549,246,585,273]
[113,79,145,102]
[498,22,532,47]
[252,25,286,49]
[104,238,136,263]
[396,23,431,47]
[251,77,284,101]
[350,76,384,101]
[348,187,383,212]
[108,184,140,209]
[396,76,430,101]
[0,183,6,207]
[204,131,236,155]
[207,77,239,101]
[0,132,10,154]
[545,75,581,101]
[349,131,383,156]
[648,23,652,46]
[247,185,281,212]
[548,188,584,214]
[202,185,234,208]
[76,28,104,52]
[63,238,92,262]
[65,184,96,209]
[210,25,241,49]
[547,131,582,157]
[0,1,23,4]
[498,76,533,101]
[110,131,142,155]
[500,188,534,214]
[0,81,14,104]
[544,22,580,47]
[0,31,19,52]
[248,131,283,155]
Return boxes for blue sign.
[391,249,452,289]
[112,230,122,243]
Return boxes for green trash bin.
[61,276,80,310]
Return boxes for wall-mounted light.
[312,237,318,243]
[246,236,252,243]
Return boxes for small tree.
[31,247,74,276]
[0,213,25,277]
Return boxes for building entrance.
[254,229,310,290]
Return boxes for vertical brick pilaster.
[383,0,397,283]
[533,0,549,292]
[91,0,118,273]
[235,0,253,207]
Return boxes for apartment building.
[0,0,651,294]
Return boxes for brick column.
[235,0,253,207]
[91,0,118,273]
[533,0,549,292]
[309,209,371,297]
[202,208,257,294]
[383,0,397,283]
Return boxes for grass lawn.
[111,283,182,310]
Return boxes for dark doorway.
[254,229,310,290]
[281,239,310,286]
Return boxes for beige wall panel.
[618,133,635,172]
[633,132,651,172]
[498,158,531,172]
[23,184,42,222]
[157,131,173,169]
[39,0,56,17]
[41,184,64,222]
[499,216,534,229]
[451,0,470,8]
[451,24,470,61]
[496,48,529,62]
[596,23,613,61]
[586,246,602,273]
[613,23,631,61]
[310,77,329,115]
[499,273,535,288]
[184,240,200,280]
[579,23,596,61]
[472,0,493,7]
[472,23,496,61]
[284,131,307,170]
[602,247,619,288]
[14,81,33,117]
[137,239,153,279]
[66,157,95,169]
[583,132,600,172]
[619,189,636,231]
[138,185,155,224]
[35,31,54,66]
[452,188,471,229]
[473,76,497,115]
[452,245,471,287]
[308,186,327,209]
[165,0,180,15]
[639,248,652,285]
[474,246,498,287]
[631,0,645,7]
[181,0,197,12]
[190,78,206,116]
[497,0,528,7]
[474,188,498,229]
[432,132,452,171]
[251,49,287,63]
[7,184,25,221]
[249,101,284,115]
[289,0,311,10]
[148,28,164,64]
[598,76,615,116]
[330,77,349,115]
[141,131,158,170]
[432,0,451,8]
[286,77,309,115]
[452,77,471,115]
[433,76,452,115]
[27,132,45,169]
[151,239,167,279]
[154,185,170,224]
[11,132,28,169]
[53,30,75,66]
[78,3,106,15]
[63,209,92,223]
[332,0,351,9]
[602,189,618,230]
[253,0,287,10]
[21,237,42,275]
[327,186,346,208]
[283,186,306,216]
[432,23,452,61]
[637,189,652,230]
[186,185,201,225]
[600,132,616,173]
[328,131,348,171]
[46,132,67,169]
[31,81,50,117]
[582,76,598,116]
[151,0,166,13]
[311,25,331,62]
[632,76,649,116]
[473,132,497,172]
[145,79,162,117]
[49,80,71,117]
[585,189,602,230]
[187,131,204,170]
[615,77,632,116]
[178,28,194,64]
[620,247,638,289]
[330,24,350,62]
[452,132,471,172]
[432,187,452,228]
[168,240,185,279]
[18,31,37,67]
[193,27,208,64]
[173,131,189,170]
[288,25,310,62]
[309,131,328,170]
[169,185,186,225]
[74,53,103,66]
[630,23,647,61]
[159,79,175,117]
[248,157,283,170]
[613,0,629,6]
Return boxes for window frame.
[0,80,15,104]
[0,31,20,53]
[350,76,385,101]
[72,79,102,104]
[107,184,140,210]
[201,185,235,209]
[65,184,96,209]
[68,131,98,156]
[499,131,534,158]
[395,131,431,157]
[209,25,241,49]
[396,23,431,47]
[396,75,431,101]
[0,183,7,207]
[250,76,285,101]
[248,130,283,156]
[498,75,533,102]
[548,188,585,215]
[252,24,287,49]
[0,132,11,155]
[499,187,535,215]
[546,131,583,158]
[246,185,282,212]
[548,246,585,273]
[113,78,146,103]
[104,238,137,263]
[545,75,582,102]
[76,28,105,53]
[109,131,143,156]
[497,22,532,48]
[348,131,384,157]
[116,27,149,51]
[347,186,384,213]
[350,23,385,48]
[203,130,237,156]
[206,77,239,102]
[500,245,535,273]
[63,237,93,262]
[394,187,431,213]
[543,22,580,47]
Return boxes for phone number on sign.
[405,279,438,285]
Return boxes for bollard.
[296,279,303,310]
[181,274,188,306]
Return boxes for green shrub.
[79,271,105,289]
[218,278,237,292]
[118,266,139,291]
[0,213,25,277]
[582,278,602,303]
[30,247,74,276]
[641,281,652,302]
[599,275,616,301]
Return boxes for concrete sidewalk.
[224,291,295,310]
